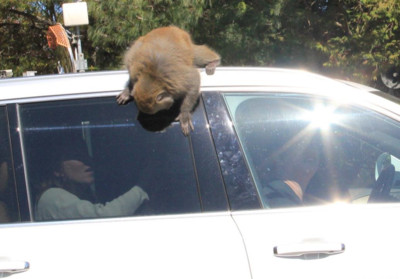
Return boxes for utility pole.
[62,1,89,72]
[73,25,87,72]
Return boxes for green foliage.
[86,0,206,69]
[304,0,400,82]
[193,0,287,66]
[2,0,400,87]
[0,1,63,75]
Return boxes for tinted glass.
[0,107,20,222]
[225,94,400,208]
[19,97,201,221]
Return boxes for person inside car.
[261,138,320,208]
[234,98,321,208]
[35,141,149,221]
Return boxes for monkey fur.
[116,26,220,136]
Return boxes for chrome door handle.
[274,242,345,259]
[0,260,30,274]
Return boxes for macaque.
[116,26,220,136]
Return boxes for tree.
[194,1,287,66]
[0,0,207,75]
[0,1,63,76]
[289,0,400,84]
[196,0,400,87]
[2,0,400,91]
[86,0,207,69]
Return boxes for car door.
[205,91,400,279]
[0,96,251,279]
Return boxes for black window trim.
[190,96,229,212]
[202,91,262,211]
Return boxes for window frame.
[1,104,25,222]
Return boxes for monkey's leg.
[193,45,220,75]
[178,70,201,136]
[177,111,194,136]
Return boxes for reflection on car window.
[225,94,400,208]
[19,97,201,221]
[0,107,20,222]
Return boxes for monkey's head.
[133,75,174,115]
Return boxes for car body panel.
[0,213,251,279]
[1,67,400,279]
[232,204,400,279]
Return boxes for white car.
[0,67,400,279]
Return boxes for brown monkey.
[116,26,220,136]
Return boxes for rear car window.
[225,94,400,208]
[19,97,201,221]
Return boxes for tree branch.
[7,8,54,27]
[0,20,21,28]
[337,2,352,36]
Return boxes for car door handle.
[0,260,30,274]
[274,242,345,259]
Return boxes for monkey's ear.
[156,92,170,102]
[156,92,174,110]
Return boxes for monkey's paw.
[116,89,133,105]
[205,60,219,75]
[177,112,194,136]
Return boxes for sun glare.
[304,105,340,130]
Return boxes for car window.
[19,97,201,221]
[0,107,20,223]
[225,94,400,208]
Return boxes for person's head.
[44,147,96,202]
[40,138,95,198]
[31,135,97,203]
[54,159,94,186]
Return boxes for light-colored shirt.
[36,186,149,221]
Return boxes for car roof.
[0,67,397,111]
[0,67,352,98]
[337,79,382,93]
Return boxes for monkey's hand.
[116,88,133,105]
[177,111,194,136]
[205,60,219,75]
